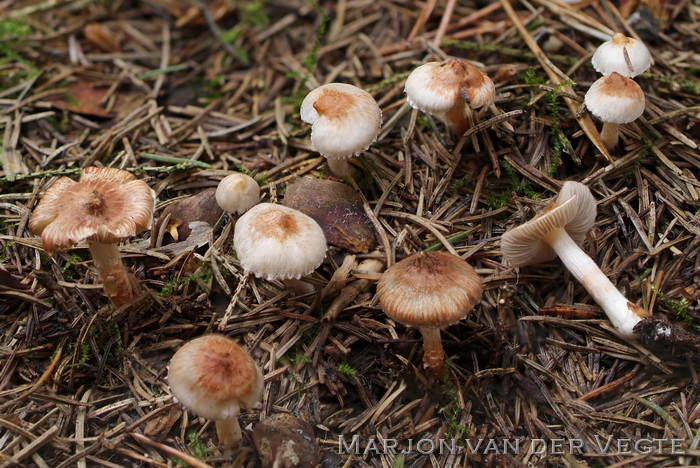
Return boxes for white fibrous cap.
[215,173,260,214]
[167,334,263,421]
[585,73,645,124]
[404,59,495,114]
[234,203,327,280]
[300,83,382,160]
[592,33,651,77]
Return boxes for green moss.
[439,358,473,441]
[304,0,329,73]
[158,261,213,297]
[336,362,358,376]
[187,429,207,459]
[652,286,699,332]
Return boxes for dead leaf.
[49,79,115,118]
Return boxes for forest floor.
[1,0,699,467]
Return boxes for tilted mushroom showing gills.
[29,167,155,307]
[300,83,382,178]
[592,33,651,78]
[404,58,495,137]
[501,181,650,337]
[376,251,483,379]
[167,334,263,447]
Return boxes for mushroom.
[167,334,263,447]
[500,181,650,338]
[233,203,327,290]
[29,167,155,307]
[585,72,645,151]
[404,58,495,138]
[592,33,651,78]
[376,251,483,379]
[215,172,260,215]
[300,83,382,178]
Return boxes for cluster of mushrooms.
[584,33,650,151]
[26,31,671,456]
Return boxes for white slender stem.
[215,418,242,447]
[600,122,619,151]
[88,241,137,307]
[543,228,648,337]
[327,158,356,178]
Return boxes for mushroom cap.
[404,59,495,115]
[376,251,483,328]
[585,72,645,124]
[215,173,260,214]
[592,33,651,78]
[299,83,382,160]
[29,167,156,254]
[167,334,263,421]
[501,181,597,267]
[233,203,327,280]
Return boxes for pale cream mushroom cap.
[376,251,483,328]
[585,73,645,124]
[167,334,263,421]
[233,203,327,280]
[300,83,382,160]
[592,33,651,78]
[501,181,597,267]
[404,59,495,114]
[215,173,260,214]
[29,167,156,254]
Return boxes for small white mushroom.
[300,83,382,177]
[404,58,495,137]
[215,172,260,215]
[585,72,645,151]
[233,203,327,282]
[592,33,651,78]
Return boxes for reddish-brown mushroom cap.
[29,167,155,253]
[167,334,263,422]
[377,251,483,328]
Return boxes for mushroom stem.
[326,158,356,178]
[444,101,469,137]
[282,278,316,295]
[88,241,137,307]
[542,228,648,337]
[215,418,242,447]
[600,122,620,151]
[419,327,447,379]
